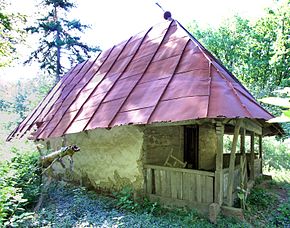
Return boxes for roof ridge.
[174,20,256,118]
[212,63,253,118]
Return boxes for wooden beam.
[144,164,214,176]
[242,119,262,135]
[226,119,241,206]
[215,122,224,205]
[250,132,255,180]
[227,119,262,135]
[259,135,263,174]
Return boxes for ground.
[25,177,289,228]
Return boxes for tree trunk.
[55,6,61,83]
[40,145,80,168]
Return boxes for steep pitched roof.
[8,20,279,140]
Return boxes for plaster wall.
[39,126,144,191]
[143,125,184,165]
[199,124,217,171]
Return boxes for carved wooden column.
[214,121,224,205]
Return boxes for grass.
[15,175,288,228]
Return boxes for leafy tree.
[188,1,289,98]
[0,75,54,129]
[0,0,25,67]
[25,0,100,83]
[187,1,289,135]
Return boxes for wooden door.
[184,126,199,169]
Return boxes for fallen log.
[40,145,80,168]
[35,145,80,212]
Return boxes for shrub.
[0,150,41,226]
[263,137,290,171]
[113,186,164,215]
[247,187,278,211]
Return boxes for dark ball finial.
[163,11,172,21]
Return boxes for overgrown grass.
[245,177,290,227]
[0,150,41,227]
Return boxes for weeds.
[0,150,41,227]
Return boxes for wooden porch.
[144,164,215,212]
[142,119,264,213]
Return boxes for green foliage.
[113,186,163,215]
[263,137,290,171]
[187,0,290,135]
[25,0,100,83]
[247,187,277,210]
[0,150,41,226]
[0,0,26,67]
[0,75,54,129]
[113,186,139,212]
[272,197,290,227]
[245,178,290,227]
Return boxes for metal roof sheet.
[8,20,280,140]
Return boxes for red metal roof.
[8,20,278,140]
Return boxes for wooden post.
[226,119,241,206]
[240,128,247,189]
[240,128,245,155]
[214,122,224,205]
[250,132,255,180]
[259,135,263,174]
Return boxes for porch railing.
[144,164,215,204]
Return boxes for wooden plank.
[205,177,214,203]
[215,122,224,205]
[170,171,182,199]
[182,172,190,201]
[196,174,202,203]
[165,170,172,197]
[250,132,255,180]
[155,169,162,195]
[191,173,197,202]
[160,170,167,197]
[144,164,214,176]
[146,168,153,194]
[201,175,206,203]
[226,119,241,206]
[180,172,184,200]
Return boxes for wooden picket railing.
[144,164,215,204]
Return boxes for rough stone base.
[221,206,245,221]
[209,203,221,224]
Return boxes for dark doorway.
[184,126,199,169]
